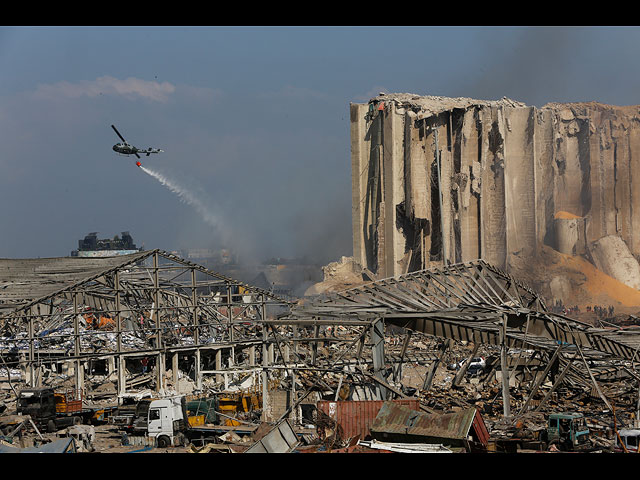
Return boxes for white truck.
[143,395,260,448]
[147,396,189,448]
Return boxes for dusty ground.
[6,424,192,453]
[94,424,208,453]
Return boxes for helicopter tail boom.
[111,125,162,161]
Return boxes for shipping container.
[316,399,420,440]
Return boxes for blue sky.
[1,26,640,263]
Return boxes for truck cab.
[16,387,80,432]
[545,413,590,451]
[17,387,56,430]
[147,397,187,448]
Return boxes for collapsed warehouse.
[2,250,640,453]
[3,94,640,453]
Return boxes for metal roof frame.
[286,260,640,362]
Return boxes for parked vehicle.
[16,387,116,433]
[147,397,189,447]
[139,395,257,448]
[541,412,590,451]
[112,398,154,435]
[447,357,486,375]
[110,396,140,430]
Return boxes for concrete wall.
[351,94,640,275]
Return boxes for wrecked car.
[448,357,486,374]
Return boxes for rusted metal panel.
[370,402,489,449]
[317,399,420,440]
[371,402,474,439]
[471,408,490,445]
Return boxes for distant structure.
[169,249,321,300]
[172,248,238,265]
[71,231,143,257]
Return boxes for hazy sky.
[1,26,640,264]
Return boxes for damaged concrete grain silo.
[350,93,640,305]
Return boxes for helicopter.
[111,125,163,165]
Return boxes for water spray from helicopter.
[111,124,224,230]
[110,124,256,261]
[138,164,224,231]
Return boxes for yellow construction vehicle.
[217,389,261,426]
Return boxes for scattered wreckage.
[2,253,640,452]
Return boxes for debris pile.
[2,250,640,453]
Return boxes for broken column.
[554,212,587,255]
[589,235,640,290]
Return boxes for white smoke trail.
[138,164,259,261]
[139,165,223,230]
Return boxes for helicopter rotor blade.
[111,124,127,143]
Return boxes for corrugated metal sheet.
[317,399,420,440]
[357,439,453,453]
[0,252,148,308]
[370,402,488,446]
[245,419,300,453]
[0,437,76,453]
[471,408,490,445]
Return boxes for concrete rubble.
[3,276,639,454]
